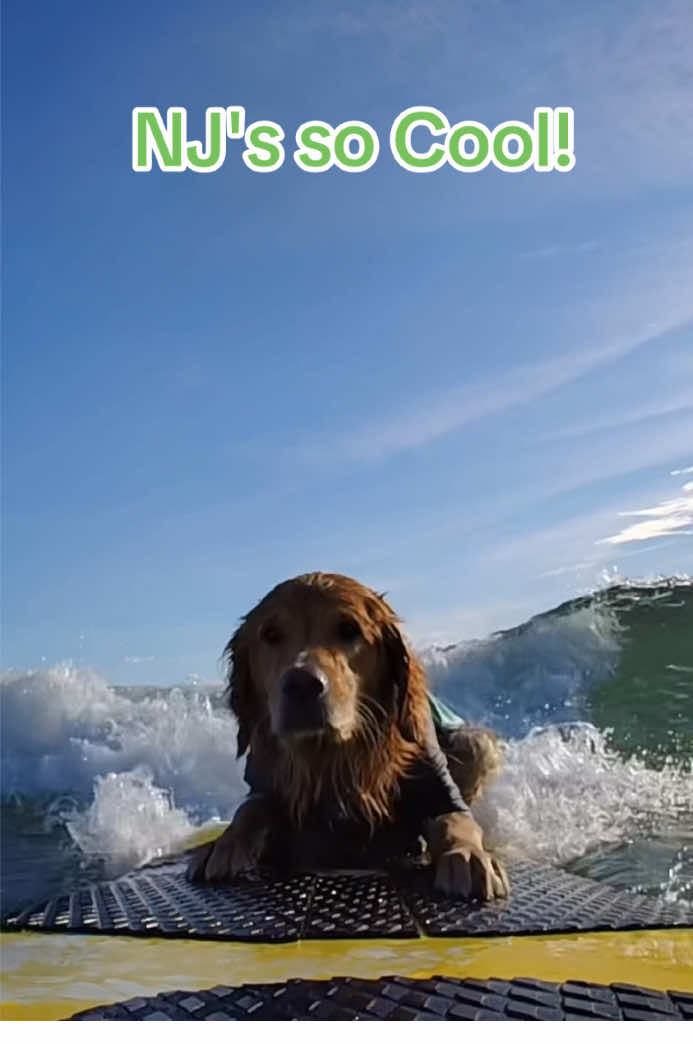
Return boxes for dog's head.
[224,573,424,757]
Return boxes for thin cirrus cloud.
[330,315,691,464]
[286,231,693,468]
[520,240,601,261]
[282,1,693,189]
[598,480,693,546]
[531,386,693,446]
[490,0,693,189]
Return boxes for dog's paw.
[186,840,216,883]
[434,845,509,901]
[186,823,262,884]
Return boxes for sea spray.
[65,767,199,875]
[473,723,693,865]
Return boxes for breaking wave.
[2,578,691,908]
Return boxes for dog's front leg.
[437,726,503,805]
[425,811,509,901]
[187,795,276,884]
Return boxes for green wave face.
[580,581,692,766]
[426,577,692,766]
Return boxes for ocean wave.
[1,578,691,882]
[422,600,622,735]
[1,663,243,818]
[476,722,693,865]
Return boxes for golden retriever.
[189,572,507,900]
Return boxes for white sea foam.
[65,768,201,875]
[1,663,245,819]
[473,723,693,865]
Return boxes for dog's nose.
[278,665,328,736]
[281,666,326,703]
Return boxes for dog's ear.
[223,622,256,757]
[382,620,416,741]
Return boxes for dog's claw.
[186,815,267,884]
[186,841,214,883]
[434,846,508,901]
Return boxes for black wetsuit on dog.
[243,713,469,870]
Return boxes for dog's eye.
[337,618,362,643]
[260,622,283,645]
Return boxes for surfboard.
[2,839,691,1020]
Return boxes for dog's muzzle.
[277,664,328,735]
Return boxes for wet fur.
[225,572,432,829]
[189,572,508,899]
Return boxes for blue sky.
[3,0,692,684]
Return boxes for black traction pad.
[5,857,691,942]
[70,976,693,1020]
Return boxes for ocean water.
[1,578,692,917]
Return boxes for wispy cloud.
[532,387,693,446]
[509,414,693,542]
[317,320,691,465]
[289,235,693,466]
[520,240,601,261]
[598,479,693,546]
[279,1,693,187]
[535,0,693,186]
[539,561,592,579]
[481,465,692,581]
